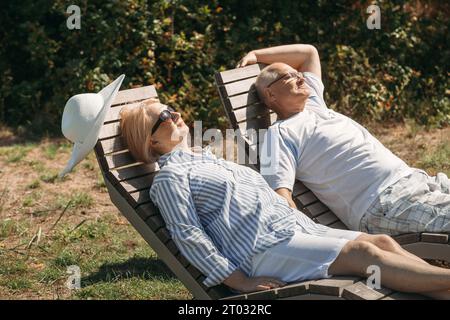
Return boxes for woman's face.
[148,103,189,155]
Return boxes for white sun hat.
[58,74,125,178]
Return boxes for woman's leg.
[355,233,428,265]
[328,240,450,298]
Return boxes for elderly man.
[237,44,450,236]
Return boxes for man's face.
[264,63,310,117]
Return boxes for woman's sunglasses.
[151,106,178,135]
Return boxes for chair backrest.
[214,64,348,230]
[93,85,234,299]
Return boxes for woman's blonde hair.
[119,98,161,164]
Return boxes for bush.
[0,0,448,138]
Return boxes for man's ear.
[264,87,276,106]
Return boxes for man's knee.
[356,233,399,251]
[372,234,399,251]
[331,240,383,276]
[343,240,384,260]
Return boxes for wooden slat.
[237,113,277,134]
[186,265,203,280]
[292,181,309,197]
[135,202,159,221]
[246,289,278,300]
[166,239,179,255]
[381,292,428,300]
[421,233,449,244]
[175,252,190,268]
[308,276,361,297]
[208,285,235,300]
[392,233,421,245]
[98,136,128,154]
[224,77,257,97]
[109,163,158,182]
[302,201,329,217]
[276,281,311,299]
[234,103,271,123]
[105,151,138,170]
[402,242,450,261]
[112,86,158,106]
[98,121,120,139]
[218,64,265,84]
[228,91,261,110]
[104,101,143,123]
[119,172,156,193]
[145,214,165,232]
[220,293,248,300]
[295,191,318,207]
[314,211,339,226]
[328,221,349,230]
[342,282,392,300]
[128,189,151,205]
[156,227,172,244]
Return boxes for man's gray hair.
[255,64,283,104]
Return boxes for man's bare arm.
[275,187,297,209]
[237,44,321,79]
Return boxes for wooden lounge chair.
[93,82,436,300]
[213,63,450,298]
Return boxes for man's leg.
[362,171,450,235]
[328,240,450,299]
[355,233,428,265]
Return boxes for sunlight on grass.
[74,277,191,300]
[22,191,42,208]
[82,161,95,171]
[0,143,36,163]
[56,192,94,210]
[52,250,80,268]
[0,257,28,275]
[43,143,59,160]
[27,179,41,189]
[0,278,32,290]
[26,160,46,172]
[419,140,450,175]
[0,219,20,239]
[95,171,106,189]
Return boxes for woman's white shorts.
[249,212,362,283]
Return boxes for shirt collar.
[157,145,215,168]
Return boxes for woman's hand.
[223,269,286,293]
[238,276,287,293]
[236,51,257,68]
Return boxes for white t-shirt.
[260,72,414,230]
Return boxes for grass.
[56,192,94,210]
[0,143,36,164]
[0,122,448,299]
[419,140,450,176]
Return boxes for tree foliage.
[0,0,448,137]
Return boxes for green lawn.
[0,123,448,299]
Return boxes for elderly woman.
[119,99,450,299]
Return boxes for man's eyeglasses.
[151,106,178,135]
[266,71,304,88]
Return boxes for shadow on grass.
[81,257,176,287]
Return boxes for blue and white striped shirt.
[149,147,298,287]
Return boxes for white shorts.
[249,213,362,283]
